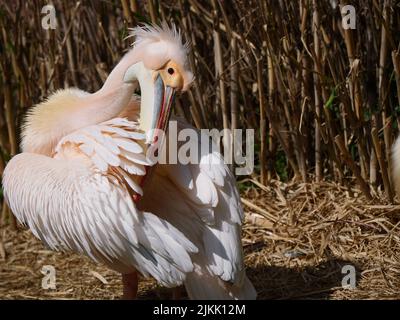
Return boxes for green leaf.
[275,150,288,181]
[324,85,339,110]
[237,180,252,192]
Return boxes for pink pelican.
[2,23,256,300]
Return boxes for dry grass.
[0,227,160,300]
[1,180,400,300]
[242,180,400,299]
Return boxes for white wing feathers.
[142,117,246,286]
[3,118,198,287]
[178,155,245,284]
[56,118,150,184]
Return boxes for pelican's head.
[122,23,194,144]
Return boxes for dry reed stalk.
[230,37,239,172]
[0,156,4,176]
[393,48,400,109]
[267,51,276,182]
[60,14,78,87]
[147,0,158,24]
[334,135,372,200]
[211,0,230,165]
[129,0,138,12]
[312,0,322,182]
[377,0,392,182]
[212,4,227,129]
[257,57,267,185]
[262,28,301,178]
[340,1,369,181]
[121,0,133,24]
[186,90,204,129]
[0,68,17,230]
[177,0,208,128]
[0,155,4,225]
[371,128,393,202]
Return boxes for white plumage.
[4,118,198,287]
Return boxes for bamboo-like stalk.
[257,57,267,184]
[371,128,393,202]
[0,153,5,225]
[340,0,369,182]
[334,135,372,200]
[60,13,78,87]
[378,0,392,183]
[2,81,17,229]
[312,0,322,182]
[129,0,138,12]
[2,86,16,156]
[147,0,158,24]
[214,27,230,154]
[267,51,276,181]
[121,0,133,24]
[187,90,205,129]
[230,37,239,172]
[0,153,4,176]
[188,1,257,51]
[262,26,301,179]
[211,0,228,130]
[393,48,400,109]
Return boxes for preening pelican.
[2,23,256,300]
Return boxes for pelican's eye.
[159,61,184,90]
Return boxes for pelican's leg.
[172,286,184,300]
[122,272,138,300]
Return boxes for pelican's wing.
[141,117,245,285]
[3,118,197,287]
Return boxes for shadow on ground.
[137,259,361,300]
[246,259,361,300]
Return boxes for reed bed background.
[1,0,400,299]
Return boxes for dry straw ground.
[1,180,400,300]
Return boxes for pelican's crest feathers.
[128,22,193,89]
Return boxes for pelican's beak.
[148,75,176,146]
[147,61,184,147]
[123,61,183,148]
[122,61,185,202]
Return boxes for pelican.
[2,23,256,300]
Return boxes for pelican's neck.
[82,83,134,126]
[101,49,138,92]
[21,51,140,156]
[67,49,144,128]
[84,50,140,122]
[128,63,155,134]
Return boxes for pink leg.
[122,272,138,300]
[172,286,183,300]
